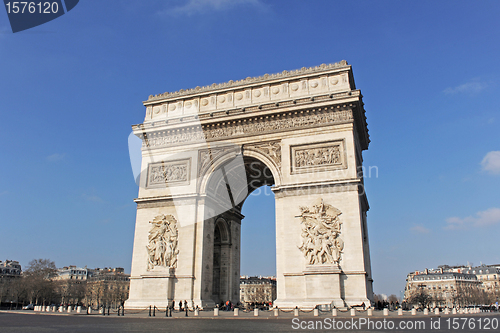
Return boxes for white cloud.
[46,153,65,162]
[445,207,500,230]
[410,224,430,234]
[82,193,104,203]
[160,0,265,16]
[443,78,487,95]
[481,151,500,175]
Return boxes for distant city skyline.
[1,1,499,297]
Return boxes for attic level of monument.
[145,60,353,103]
[134,61,369,151]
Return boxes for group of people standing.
[218,300,234,311]
[173,300,188,311]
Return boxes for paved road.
[1,311,499,332]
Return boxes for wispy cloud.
[445,207,500,230]
[0,190,8,196]
[410,224,430,234]
[46,153,65,162]
[82,193,105,203]
[159,0,266,16]
[443,78,488,95]
[481,151,500,175]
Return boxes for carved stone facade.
[198,146,239,177]
[297,198,344,265]
[146,60,350,102]
[146,215,179,270]
[140,109,354,149]
[244,141,281,169]
[147,160,190,187]
[126,62,372,310]
[291,140,346,174]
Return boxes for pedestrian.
[179,300,183,311]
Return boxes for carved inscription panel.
[147,159,190,187]
[290,140,346,174]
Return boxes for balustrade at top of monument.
[139,60,358,126]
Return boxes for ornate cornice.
[146,60,349,102]
[139,108,354,149]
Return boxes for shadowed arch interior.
[207,155,275,305]
[205,156,275,214]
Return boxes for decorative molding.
[244,140,281,169]
[147,215,179,270]
[198,146,240,177]
[147,61,349,102]
[290,140,346,174]
[272,182,360,199]
[142,109,353,149]
[297,198,344,265]
[147,159,190,187]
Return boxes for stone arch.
[126,62,373,310]
[214,217,230,245]
[241,145,282,187]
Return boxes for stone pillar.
[350,308,356,316]
[367,308,373,316]
[68,306,72,313]
[434,308,439,315]
[77,306,82,313]
[332,308,338,317]
[194,308,199,316]
[383,308,389,316]
[294,307,299,317]
[214,308,219,316]
[423,308,429,315]
[254,308,259,317]
[234,308,239,316]
[444,308,449,314]
[411,308,416,316]
[314,308,319,316]
[398,308,403,316]
[274,308,279,317]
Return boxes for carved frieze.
[198,146,239,177]
[147,215,179,270]
[142,109,353,149]
[147,159,190,187]
[244,141,281,169]
[290,140,346,174]
[297,198,344,265]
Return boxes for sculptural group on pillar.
[298,198,344,265]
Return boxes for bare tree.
[24,259,57,305]
[388,294,399,303]
[407,287,432,309]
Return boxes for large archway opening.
[205,155,277,306]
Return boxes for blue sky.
[1,0,499,297]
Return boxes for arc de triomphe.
[125,60,373,309]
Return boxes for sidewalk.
[3,308,496,319]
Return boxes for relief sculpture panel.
[297,198,344,265]
[291,140,346,174]
[147,159,190,187]
[147,214,179,270]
